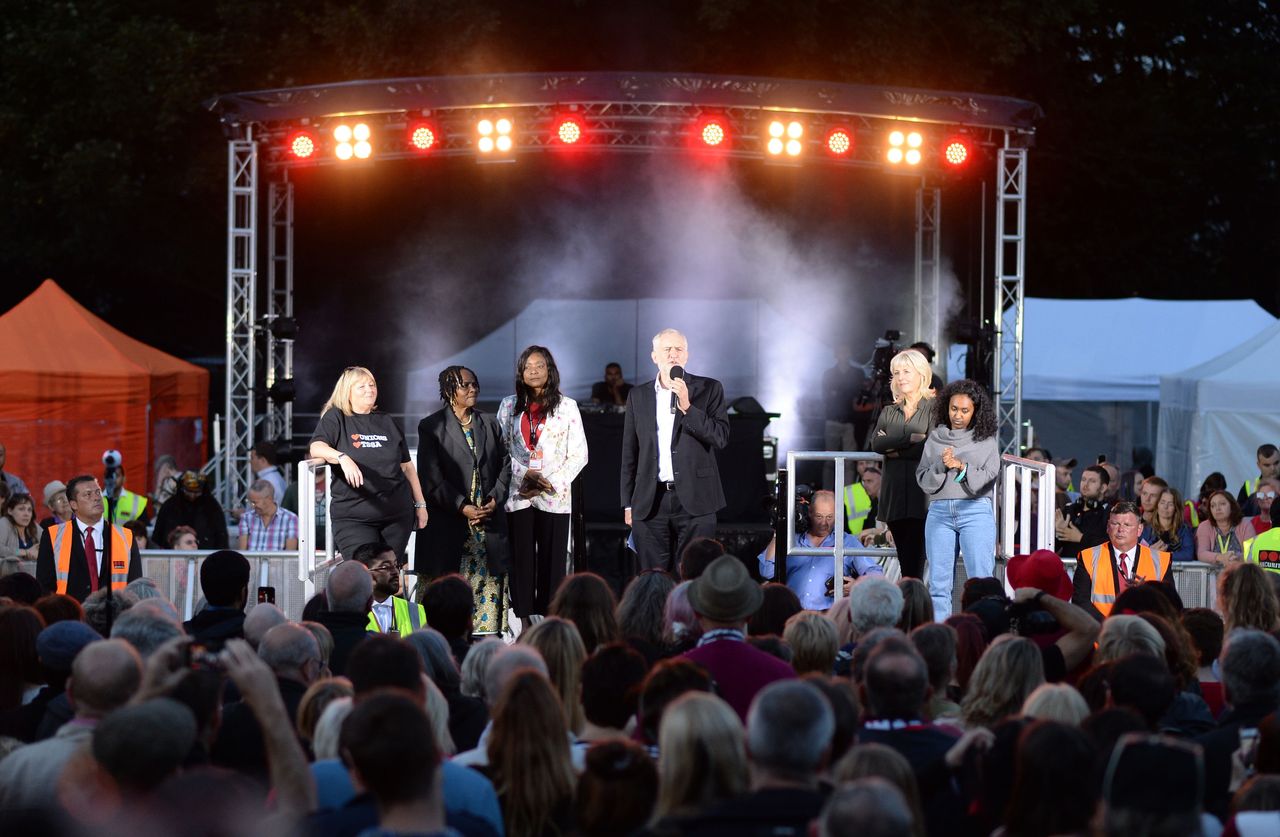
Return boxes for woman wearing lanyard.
[497,346,588,622]
[1195,489,1256,568]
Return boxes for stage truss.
[208,72,1039,505]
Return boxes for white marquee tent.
[1157,319,1280,499]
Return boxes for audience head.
[1182,607,1224,669]
[961,635,1046,729]
[580,642,647,732]
[519,615,587,733]
[199,550,250,609]
[615,569,675,648]
[68,637,141,719]
[258,622,323,685]
[301,620,334,667]
[1221,628,1280,709]
[680,537,726,581]
[1005,720,1098,837]
[33,593,83,627]
[655,692,747,818]
[1079,464,1109,501]
[896,578,934,632]
[109,606,183,658]
[0,572,44,605]
[850,628,909,685]
[82,588,137,637]
[1106,501,1143,551]
[65,475,105,524]
[801,674,861,765]
[487,669,576,837]
[346,633,424,698]
[313,696,353,761]
[243,602,287,649]
[862,638,929,720]
[0,605,45,710]
[351,541,400,599]
[1021,682,1090,725]
[296,676,354,746]
[460,637,503,701]
[94,697,196,794]
[662,580,703,647]
[549,572,619,652]
[831,747,924,837]
[945,614,988,692]
[1096,614,1165,664]
[747,582,801,636]
[960,576,1008,612]
[688,555,763,629]
[1101,733,1205,834]
[340,692,442,814]
[37,619,100,689]
[1207,489,1244,528]
[638,657,714,744]
[423,573,473,640]
[482,644,547,710]
[849,576,904,638]
[783,611,839,675]
[1219,562,1280,633]
[910,622,957,704]
[575,739,658,837]
[167,525,198,550]
[819,778,915,837]
[1108,653,1176,730]
[326,559,373,614]
[747,680,834,784]
[404,628,461,692]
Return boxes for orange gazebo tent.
[0,279,209,516]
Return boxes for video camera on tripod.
[856,329,902,407]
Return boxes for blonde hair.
[783,611,839,676]
[833,744,927,837]
[960,635,1045,729]
[519,616,587,734]
[1021,683,1090,726]
[1219,562,1280,634]
[825,595,857,646]
[889,349,934,403]
[654,692,747,820]
[422,675,457,756]
[312,697,353,761]
[1095,614,1166,663]
[321,366,375,416]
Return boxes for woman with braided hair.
[415,365,513,635]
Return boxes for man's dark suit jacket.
[35,520,142,602]
[416,407,512,577]
[621,374,730,518]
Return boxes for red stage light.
[699,118,728,148]
[409,123,437,151]
[943,138,971,167]
[554,115,584,145]
[825,127,853,157]
[288,132,317,159]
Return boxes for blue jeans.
[925,497,996,621]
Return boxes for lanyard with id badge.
[522,409,553,495]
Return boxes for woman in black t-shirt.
[309,367,428,562]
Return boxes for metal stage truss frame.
[209,72,1039,508]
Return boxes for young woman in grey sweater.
[916,379,1001,620]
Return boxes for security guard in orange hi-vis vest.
[1071,500,1172,622]
[36,475,142,603]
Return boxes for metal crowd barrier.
[1056,558,1220,611]
[783,451,898,599]
[1000,454,1056,563]
[140,548,316,621]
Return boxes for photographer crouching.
[963,550,1101,682]
[758,489,884,610]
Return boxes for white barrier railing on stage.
[140,549,309,621]
[1000,454,1056,563]
[783,451,898,599]
[297,457,337,604]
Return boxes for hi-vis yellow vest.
[108,489,148,525]
[843,482,872,534]
[49,522,132,595]
[366,595,426,635]
[1245,528,1280,574]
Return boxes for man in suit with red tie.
[37,475,142,602]
[621,328,731,573]
[1072,500,1171,621]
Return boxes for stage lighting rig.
[886,128,924,167]
[409,121,439,152]
[287,131,317,160]
[553,113,585,145]
[943,137,971,167]
[697,116,729,148]
[825,127,854,158]
[477,117,515,156]
[765,119,804,157]
[333,122,373,161]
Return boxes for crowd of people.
[1,335,1279,836]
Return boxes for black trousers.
[333,514,414,564]
[508,507,570,617]
[632,484,717,574]
[888,516,927,579]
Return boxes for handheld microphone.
[669,366,685,414]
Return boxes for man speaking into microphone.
[621,328,730,573]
